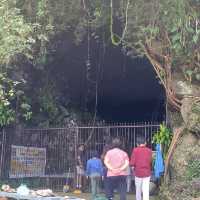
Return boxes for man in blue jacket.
[86,151,104,200]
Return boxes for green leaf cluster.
[0,0,34,65]
[152,124,172,158]
[0,73,16,126]
[0,73,32,127]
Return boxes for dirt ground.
[61,193,158,200]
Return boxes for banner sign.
[9,145,46,178]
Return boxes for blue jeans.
[90,175,101,200]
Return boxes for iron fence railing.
[0,122,162,190]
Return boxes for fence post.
[74,127,79,189]
[0,128,6,178]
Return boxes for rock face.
[173,79,200,98]
[159,132,200,200]
[170,133,199,179]
[181,98,200,134]
[160,77,200,199]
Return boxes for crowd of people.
[76,136,153,200]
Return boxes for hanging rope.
[110,0,130,46]
[85,0,131,146]
[84,2,102,147]
[86,5,91,76]
[84,2,91,114]
[122,54,127,78]
[84,36,102,147]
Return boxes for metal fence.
[0,122,161,191]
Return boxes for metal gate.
[77,122,160,155]
[0,122,161,190]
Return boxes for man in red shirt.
[130,136,152,200]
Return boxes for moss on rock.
[159,131,200,200]
[171,132,199,180]
[181,98,200,134]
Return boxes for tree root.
[164,126,184,181]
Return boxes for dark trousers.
[105,176,127,200]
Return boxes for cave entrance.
[39,41,166,158]
[86,44,166,123]
[43,32,166,148]
[44,31,166,124]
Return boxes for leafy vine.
[110,0,130,46]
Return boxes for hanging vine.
[110,0,130,46]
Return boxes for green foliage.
[192,101,200,114]
[160,0,200,58]
[0,73,32,127]
[118,0,200,81]
[0,73,16,126]
[153,124,172,158]
[152,124,172,146]
[29,78,71,127]
[39,86,59,118]
[0,0,34,64]
[186,159,200,180]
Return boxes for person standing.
[104,137,129,200]
[130,136,152,200]
[76,144,86,191]
[101,137,112,196]
[86,151,104,200]
[126,165,132,192]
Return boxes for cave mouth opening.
[42,32,166,124]
[86,46,166,123]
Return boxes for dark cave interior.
[33,32,166,124]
